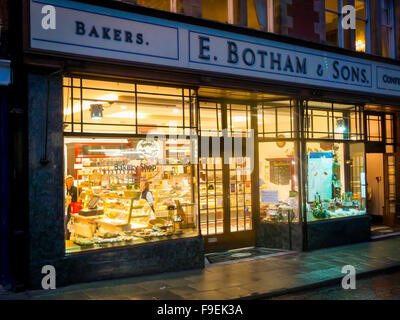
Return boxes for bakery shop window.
[257,99,296,139]
[64,137,198,253]
[304,101,364,141]
[63,76,198,253]
[259,141,299,223]
[305,142,366,222]
[63,77,197,135]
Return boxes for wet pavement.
[1,237,400,300]
[269,270,400,300]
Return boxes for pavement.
[269,269,400,300]
[1,237,400,300]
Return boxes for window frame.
[381,0,395,58]
[355,0,371,53]
[325,0,344,47]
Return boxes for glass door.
[199,100,255,252]
[229,156,253,232]
[199,157,224,236]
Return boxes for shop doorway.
[198,100,256,252]
[365,111,399,237]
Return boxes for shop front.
[20,0,400,288]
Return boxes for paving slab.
[1,237,400,300]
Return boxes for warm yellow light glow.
[99,94,119,101]
[356,40,365,52]
[106,111,146,119]
[64,101,92,115]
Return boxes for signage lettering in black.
[270,52,281,71]
[88,26,99,38]
[296,57,307,74]
[257,50,268,68]
[114,29,122,41]
[227,41,239,64]
[242,48,255,66]
[382,75,400,85]
[199,36,210,60]
[332,60,368,84]
[125,31,133,43]
[136,33,143,44]
[224,40,307,75]
[75,21,85,35]
[102,27,111,40]
[283,55,294,73]
[74,21,146,46]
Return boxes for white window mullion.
[228,0,235,24]
[267,0,274,32]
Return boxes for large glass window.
[63,77,197,135]
[306,142,366,222]
[64,137,198,253]
[305,101,364,141]
[258,99,296,139]
[259,141,299,223]
[63,77,198,253]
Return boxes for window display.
[64,137,198,253]
[259,141,299,223]
[306,142,367,222]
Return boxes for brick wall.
[278,0,323,42]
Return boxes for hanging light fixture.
[336,118,347,133]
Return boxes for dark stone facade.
[256,221,303,251]
[307,215,371,251]
[27,72,204,289]
[29,236,205,289]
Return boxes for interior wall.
[366,153,384,216]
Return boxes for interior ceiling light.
[336,119,347,133]
[106,111,146,119]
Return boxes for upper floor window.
[325,0,343,47]
[247,0,274,32]
[135,0,172,11]
[325,0,370,52]
[202,0,229,23]
[355,0,368,52]
[381,0,395,58]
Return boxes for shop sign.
[29,0,400,97]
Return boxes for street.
[269,270,400,300]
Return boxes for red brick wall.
[286,0,321,42]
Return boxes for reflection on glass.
[202,0,228,23]
[247,0,262,30]
[306,142,366,222]
[325,0,338,11]
[355,0,366,18]
[326,11,339,46]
